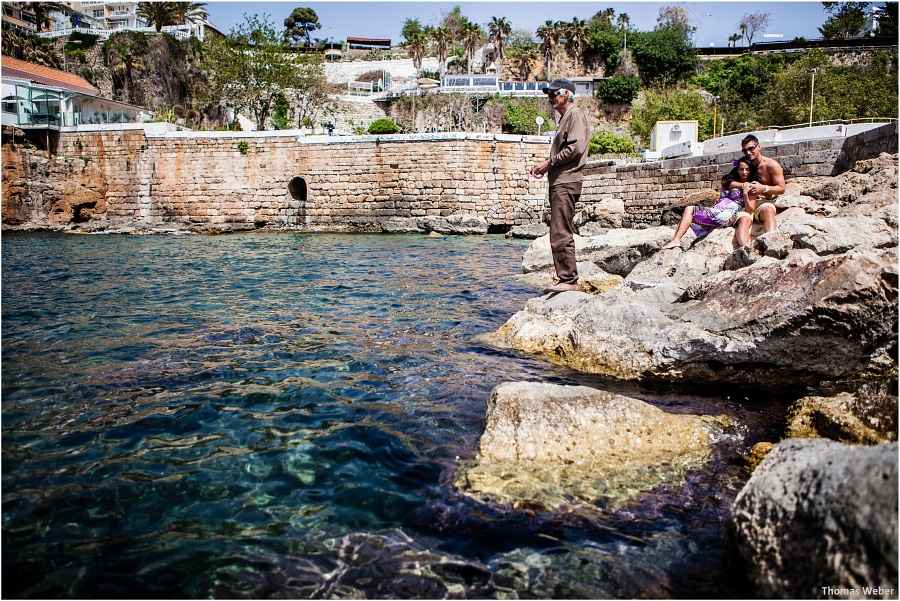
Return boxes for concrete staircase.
[328,97,389,134]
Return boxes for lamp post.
[63,39,82,73]
[712,96,719,139]
[809,67,819,127]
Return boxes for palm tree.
[487,16,511,71]
[404,31,427,74]
[508,43,538,80]
[461,21,483,73]
[617,13,631,29]
[28,2,70,33]
[137,2,180,32]
[728,33,742,47]
[564,18,588,76]
[429,27,452,75]
[173,2,207,27]
[536,20,558,79]
[594,8,616,24]
[111,51,145,105]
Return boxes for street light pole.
[809,67,819,127]
[712,96,719,139]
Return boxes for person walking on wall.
[531,78,590,293]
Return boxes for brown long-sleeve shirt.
[548,105,590,187]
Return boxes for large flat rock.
[455,382,729,506]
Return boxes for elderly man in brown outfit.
[531,78,591,293]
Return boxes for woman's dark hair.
[722,156,760,190]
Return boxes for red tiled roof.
[347,36,390,42]
[1,56,99,96]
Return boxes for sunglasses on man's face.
[548,90,562,98]
[742,145,758,154]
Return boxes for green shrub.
[595,76,640,105]
[237,140,249,155]
[270,93,292,130]
[502,98,553,135]
[589,131,638,156]
[629,88,711,146]
[367,118,399,134]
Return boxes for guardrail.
[719,118,897,138]
[769,117,898,131]
[40,25,191,40]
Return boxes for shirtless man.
[734,134,786,246]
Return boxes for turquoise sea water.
[2,232,784,598]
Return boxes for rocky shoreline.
[5,143,897,596]
[462,153,899,597]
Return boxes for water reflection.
[3,232,782,598]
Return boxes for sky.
[203,1,836,48]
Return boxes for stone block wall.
[578,122,898,227]
[7,123,894,230]
[836,121,898,173]
[53,131,550,229]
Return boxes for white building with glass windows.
[2,56,151,129]
[33,1,220,41]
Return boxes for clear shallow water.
[2,232,785,598]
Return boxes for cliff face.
[1,27,210,119]
[2,141,107,226]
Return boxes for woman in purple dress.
[661,157,760,250]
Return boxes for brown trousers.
[549,181,581,284]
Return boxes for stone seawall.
[48,129,550,230]
[3,122,896,230]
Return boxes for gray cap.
[542,78,576,94]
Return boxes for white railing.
[348,81,374,96]
[41,27,109,39]
[41,25,191,41]
[769,117,898,131]
[439,85,499,95]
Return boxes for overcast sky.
[204,1,838,48]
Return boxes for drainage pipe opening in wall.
[288,176,308,201]
[487,224,512,235]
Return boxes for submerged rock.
[454,382,730,506]
[729,438,899,598]
[785,379,898,445]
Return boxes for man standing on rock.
[734,134,786,246]
[531,78,590,293]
